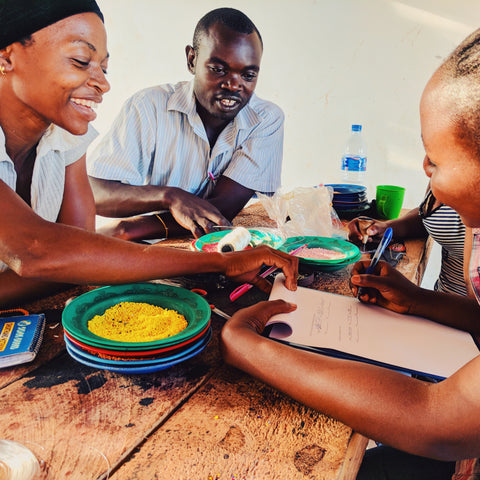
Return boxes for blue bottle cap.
[352,124,362,131]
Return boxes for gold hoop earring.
[0,65,6,76]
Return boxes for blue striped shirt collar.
[0,128,8,164]
[0,124,97,164]
[167,80,262,132]
[37,124,97,158]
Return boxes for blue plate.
[333,194,367,202]
[333,198,367,205]
[333,203,370,213]
[325,184,366,194]
[64,328,212,366]
[65,328,211,373]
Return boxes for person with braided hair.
[221,27,480,480]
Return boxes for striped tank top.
[420,191,466,296]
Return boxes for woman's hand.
[226,299,297,334]
[222,246,299,292]
[221,300,297,366]
[350,260,422,314]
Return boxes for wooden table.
[0,204,430,480]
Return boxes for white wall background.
[90,0,479,209]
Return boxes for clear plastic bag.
[257,186,346,240]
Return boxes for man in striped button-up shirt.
[88,8,284,241]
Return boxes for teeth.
[220,99,236,107]
[71,98,98,109]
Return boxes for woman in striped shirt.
[348,187,467,297]
[222,26,480,480]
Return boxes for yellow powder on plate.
[87,301,188,342]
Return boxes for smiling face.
[186,21,262,128]
[420,72,480,228]
[3,12,109,136]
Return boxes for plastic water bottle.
[341,124,367,185]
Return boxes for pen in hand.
[357,227,393,298]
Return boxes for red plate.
[63,320,211,358]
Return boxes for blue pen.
[357,227,393,297]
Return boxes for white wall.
[91,0,479,209]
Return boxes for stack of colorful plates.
[326,184,370,217]
[280,236,361,271]
[62,283,212,374]
[193,228,284,252]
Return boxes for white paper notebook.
[267,275,479,380]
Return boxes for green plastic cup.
[376,185,405,219]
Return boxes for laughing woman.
[0,0,298,308]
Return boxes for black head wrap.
[0,0,104,49]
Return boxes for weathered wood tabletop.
[0,204,430,480]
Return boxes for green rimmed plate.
[312,251,362,271]
[62,283,211,351]
[194,228,284,252]
[280,236,361,266]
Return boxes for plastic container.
[341,124,367,185]
[0,440,40,480]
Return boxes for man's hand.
[166,187,232,238]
